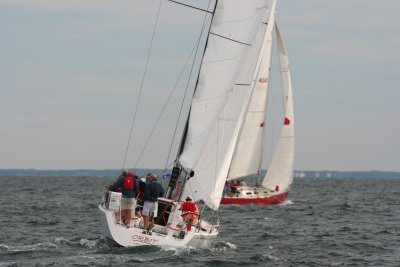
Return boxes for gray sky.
[0,0,399,171]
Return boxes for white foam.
[0,244,11,250]
[211,241,237,251]
[54,237,72,245]
[159,245,195,255]
[79,238,96,249]
[224,242,237,249]
[278,199,294,206]
[0,242,58,252]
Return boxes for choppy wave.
[79,238,97,249]
[211,241,237,251]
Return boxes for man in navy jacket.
[142,173,164,235]
[111,169,139,225]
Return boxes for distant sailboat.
[98,0,271,248]
[221,0,295,206]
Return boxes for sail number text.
[258,77,268,83]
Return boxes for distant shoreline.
[0,169,399,179]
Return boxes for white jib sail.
[179,0,269,170]
[180,0,271,209]
[189,94,251,210]
[262,22,295,192]
[228,0,276,179]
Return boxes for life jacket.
[123,176,134,190]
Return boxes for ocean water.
[0,176,399,266]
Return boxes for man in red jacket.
[180,196,198,231]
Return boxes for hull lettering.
[131,234,158,245]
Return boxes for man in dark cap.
[142,173,164,235]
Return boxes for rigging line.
[167,0,214,14]
[134,36,199,168]
[199,201,207,222]
[122,0,163,169]
[165,0,213,168]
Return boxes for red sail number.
[258,77,268,84]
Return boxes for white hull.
[99,196,218,248]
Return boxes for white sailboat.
[221,0,295,206]
[99,0,270,248]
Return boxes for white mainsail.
[228,0,277,179]
[179,0,269,169]
[261,23,295,192]
[179,0,270,209]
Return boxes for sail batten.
[209,32,253,46]
[167,0,215,14]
